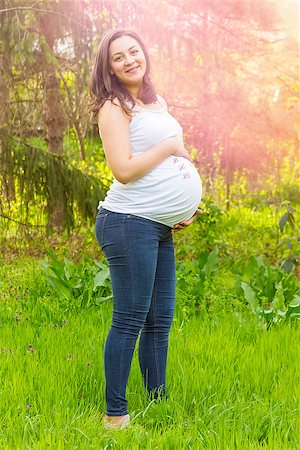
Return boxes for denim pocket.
[96,211,129,253]
[95,212,109,248]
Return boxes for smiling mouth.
[126,66,140,73]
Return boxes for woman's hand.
[163,137,191,161]
[172,209,202,232]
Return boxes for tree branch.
[0,213,44,228]
[0,5,94,31]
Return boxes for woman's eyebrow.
[111,46,137,57]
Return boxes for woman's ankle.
[103,414,130,429]
[104,414,129,422]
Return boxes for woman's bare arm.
[98,99,190,184]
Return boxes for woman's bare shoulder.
[99,98,130,123]
[100,97,121,113]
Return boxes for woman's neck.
[127,86,141,101]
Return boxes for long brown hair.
[89,30,157,118]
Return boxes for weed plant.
[0,262,299,449]
[1,159,299,448]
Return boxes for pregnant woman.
[90,29,202,429]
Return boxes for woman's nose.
[125,55,135,65]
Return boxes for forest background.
[0,0,299,448]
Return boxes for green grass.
[0,262,299,449]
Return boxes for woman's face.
[109,35,147,92]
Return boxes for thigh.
[96,211,160,313]
[146,231,176,325]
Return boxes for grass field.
[0,261,299,449]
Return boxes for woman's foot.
[103,414,130,430]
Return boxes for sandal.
[103,414,130,430]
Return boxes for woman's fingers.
[172,209,202,232]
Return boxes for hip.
[95,208,172,251]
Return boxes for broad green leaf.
[286,307,300,318]
[282,257,293,273]
[203,246,219,278]
[262,309,275,323]
[63,257,76,280]
[287,212,296,229]
[290,294,300,306]
[44,275,71,302]
[95,294,113,305]
[198,252,208,271]
[287,205,296,214]
[271,282,285,311]
[46,248,65,274]
[286,297,300,319]
[243,256,258,279]
[256,255,265,268]
[241,282,258,312]
[93,268,110,290]
[279,213,288,233]
[94,261,107,269]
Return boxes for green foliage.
[239,255,300,326]
[277,202,300,273]
[177,246,219,316]
[175,198,226,262]
[175,199,300,323]
[0,139,106,230]
[279,204,296,233]
[1,262,299,450]
[197,199,225,246]
[41,249,112,311]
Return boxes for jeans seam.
[115,239,135,414]
[116,334,128,416]
[122,216,128,252]
[152,284,160,391]
[101,214,108,246]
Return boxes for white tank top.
[98,95,202,227]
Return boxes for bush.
[41,249,112,312]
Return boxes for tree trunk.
[37,11,66,230]
[74,121,86,161]
[0,51,15,202]
[43,69,65,230]
[43,71,64,155]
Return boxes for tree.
[0,0,298,233]
[0,0,108,231]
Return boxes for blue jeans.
[95,208,176,416]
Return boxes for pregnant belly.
[101,156,202,227]
[146,156,202,226]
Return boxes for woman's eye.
[131,49,138,54]
[114,56,122,62]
